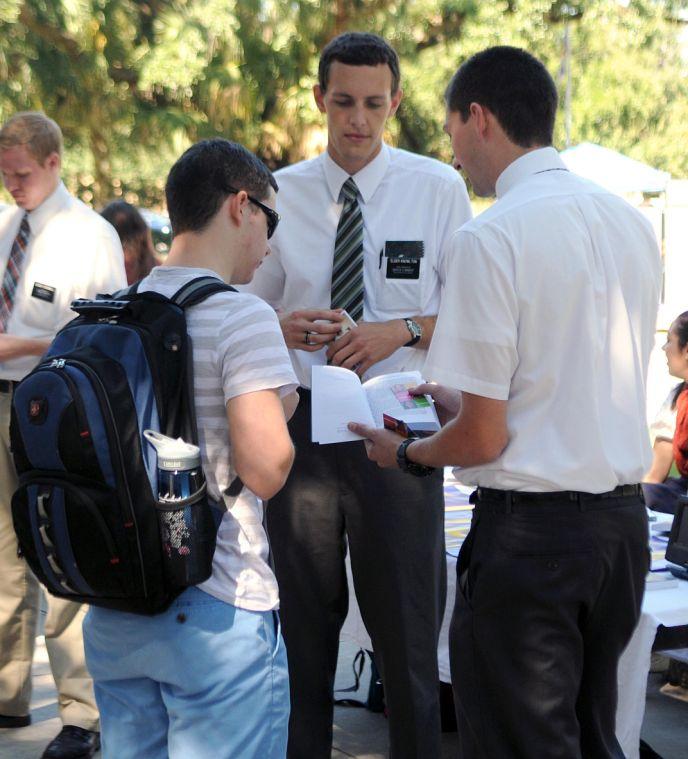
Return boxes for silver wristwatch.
[403,318,422,347]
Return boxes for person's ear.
[44,151,61,172]
[469,102,489,140]
[226,191,246,230]
[313,84,327,114]
[389,88,403,118]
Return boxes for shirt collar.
[495,147,567,199]
[27,181,70,236]
[322,143,391,204]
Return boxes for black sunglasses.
[226,186,280,239]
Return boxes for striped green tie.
[331,177,364,321]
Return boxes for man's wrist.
[396,437,435,477]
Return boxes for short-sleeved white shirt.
[243,143,472,387]
[138,266,298,611]
[0,182,126,380]
[425,148,662,492]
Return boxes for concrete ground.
[0,637,686,759]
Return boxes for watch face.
[406,319,421,339]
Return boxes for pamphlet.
[311,366,440,444]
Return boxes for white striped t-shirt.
[138,266,298,611]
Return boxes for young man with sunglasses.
[244,32,472,759]
[82,138,299,758]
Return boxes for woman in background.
[101,200,158,285]
[643,311,688,514]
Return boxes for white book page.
[362,371,440,429]
[311,365,375,444]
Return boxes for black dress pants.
[449,490,649,759]
[267,392,446,759]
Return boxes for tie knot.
[341,177,359,203]
[19,214,30,237]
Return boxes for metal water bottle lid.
[143,430,201,471]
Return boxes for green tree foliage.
[0,0,686,208]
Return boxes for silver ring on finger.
[304,330,313,345]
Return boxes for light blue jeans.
[83,587,289,758]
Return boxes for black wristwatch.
[403,318,422,347]
[396,437,435,477]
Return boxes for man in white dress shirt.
[351,47,661,758]
[244,32,472,759]
[0,112,125,759]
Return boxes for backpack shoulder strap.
[172,277,237,309]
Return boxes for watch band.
[396,437,435,477]
[403,318,422,347]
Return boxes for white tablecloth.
[341,509,688,758]
[615,581,688,758]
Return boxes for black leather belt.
[0,379,17,393]
[472,484,643,512]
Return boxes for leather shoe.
[41,725,101,758]
[0,713,31,728]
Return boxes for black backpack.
[10,276,235,615]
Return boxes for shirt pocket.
[373,240,425,313]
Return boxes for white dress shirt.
[244,143,472,387]
[0,182,126,380]
[425,147,662,492]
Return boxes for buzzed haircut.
[445,46,558,148]
[165,138,277,236]
[0,111,63,162]
[319,32,401,95]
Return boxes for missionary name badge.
[384,241,424,280]
[31,282,56,303]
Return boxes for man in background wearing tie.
[0,112,125,759]
[244,32,472,759]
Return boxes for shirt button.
[546,560,559,571]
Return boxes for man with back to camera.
[243,31,472,759]
[0,112,126,758]
[350,46,661,758]
[82,138,299,758]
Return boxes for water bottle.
[144,430,216,587]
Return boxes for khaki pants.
[0,389,98,730]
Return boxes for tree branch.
[18,2,83,63]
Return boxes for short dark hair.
[319,32,400,95]
[165,138,277,235]
[445,46,558,148]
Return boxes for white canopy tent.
[560,142,670,195]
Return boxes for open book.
[311,366,441,444]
